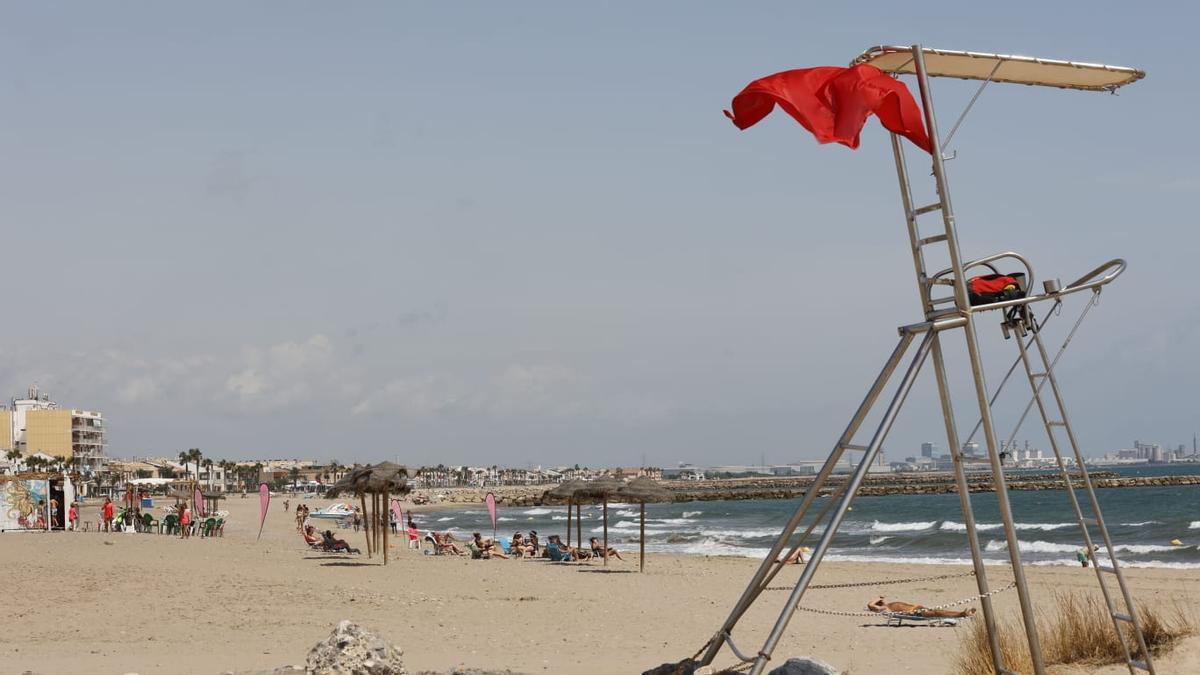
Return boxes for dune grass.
[956,591,1194,674]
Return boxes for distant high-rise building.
[963,441,980,457]
[921,442,936,458]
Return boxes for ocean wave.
[436,516,455,522]
[649,518,697,525]
[871,520,936,532]
[1121,521,1161,527]
[682,511,703,518]
[1113,544,1194,554]
[642,537,771,559]
[616,510,639,518]
[700,528,787,539]
[985,540,1078,554]
[522,508,553,515]
[497,517,514,522]
[1032,558,1200,570]
[551,515,568,521]
[940,521,1002,532]
[869,536,892,545]
[1190,521,1200,530]
[941,521,1073,532]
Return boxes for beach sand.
[1,496,1196,674]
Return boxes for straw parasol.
[325,462,410,564]
[573,476,624,566]
[542,479,590,549]
[615,477,674,572]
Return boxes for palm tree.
[6,449,23,473]
[202,458,214,489]
[289,466,301,492]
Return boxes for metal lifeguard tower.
[697,45,1154,675]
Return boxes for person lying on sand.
[511,532,533,557]
[473,532,508,559]
[867,596,976,619]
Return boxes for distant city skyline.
[2,4,1196,466]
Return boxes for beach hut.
[615,477,674,573]
[572,476,623,566]
[325,462,410,564]
[542,479,590,549]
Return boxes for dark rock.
[306,620,406,675]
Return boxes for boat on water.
[307,502,355,524]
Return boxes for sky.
[1,3,1196,467]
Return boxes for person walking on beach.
[68,502,78,531]
[179,503,191,539]
[102,497,115,533]
[352,508,362,532]
[283,499,290,513]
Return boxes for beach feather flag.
[256,483,270,541]
[391,500,403,528]
[194,487,205,518]
[724,64,932,153]
[485,492,498,539]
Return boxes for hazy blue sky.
[1,3,1195,466]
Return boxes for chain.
[793,581,1017,617]
[764,569,976,592]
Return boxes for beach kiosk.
[678,45,1156,675]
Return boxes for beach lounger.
[547,543,574,562]
[884,614,959,627]
[498,537,512,555]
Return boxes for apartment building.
[3,385,107,473]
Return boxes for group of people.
[456,529,624,562]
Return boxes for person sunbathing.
[589,536,624,561]
[302,525,323,547]
[866,596,976,619]
[322,530,361,554]
[433,531,464,555]
[473,532,509,559]
[510,532,533,557]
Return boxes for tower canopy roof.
[852,46,1144,92]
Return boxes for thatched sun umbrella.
[615,477,674,572]
[543,479,590,549]
[326,462,410,564]
[573,476,624,566]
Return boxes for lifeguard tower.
[693,45,1154,675]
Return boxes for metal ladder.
[1008,310,1156,674]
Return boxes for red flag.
[724,65,932,153]
[194,487,205,518]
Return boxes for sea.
[417,465,1199,570]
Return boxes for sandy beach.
[2,496,1197,675]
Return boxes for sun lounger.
[885,613,959,627]
[547,543,574,562]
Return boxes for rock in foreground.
[306,620,406,675]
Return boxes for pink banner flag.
[256,483,271,541]
[485,492,497,537]
[391,500,403,528]
[194,488,205,518]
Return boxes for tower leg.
[929,335,1005,672]
[699,332,917,667]
[746,331,934,675]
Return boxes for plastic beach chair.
[142,512,159,533]
[547,543,573,562]
[161,514,179,535]
[498,537,512,555]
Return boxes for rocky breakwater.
[410,472,1200,507]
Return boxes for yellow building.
[24,409,74,459]
[0,411,10,453]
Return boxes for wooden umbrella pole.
[361,493,372,558]
[640,501,646,573]
[375,493,382,553]
[603,499,609,566]
[383,489,389,565]
[566,499,572,549]
[576,502,581,548]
